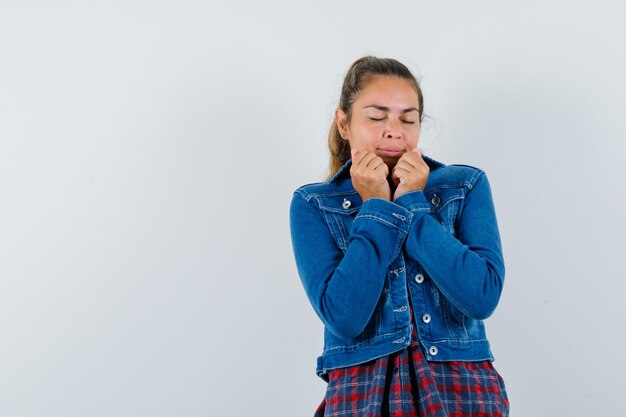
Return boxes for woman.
[289,56,509,417]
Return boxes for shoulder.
[442,163,486,189]
[425,155,486,190]
[292,181,327,203]
[293,180,321,196]
[292,177,354,201]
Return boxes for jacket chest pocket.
[423,188,465,236]
[319,194,362,252]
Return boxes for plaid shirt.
[314,301,510,417]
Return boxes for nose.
[385,119,402,139]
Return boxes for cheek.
[352,127,379,147]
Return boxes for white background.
[1,1,625,416]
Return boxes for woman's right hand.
[350,149,391,201]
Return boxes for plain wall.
[1,1,625,416]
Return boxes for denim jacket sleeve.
[393,171,505,320]
[289,191,413,340]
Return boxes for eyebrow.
[363,105,419,114]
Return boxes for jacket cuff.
[393,190,431,213]
[355,198,413,233]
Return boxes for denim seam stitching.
[322,329,412,352]
[354,214,409,232]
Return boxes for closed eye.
[370,117,415,124]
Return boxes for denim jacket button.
[422,313,431,323]
[429,346,439,356]
[415,274,424,283]
[342,199,351,209]
[431,195,441,206]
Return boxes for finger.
[360,152,379,169]
[393,159,415,174]
[391,169,402,186]
[352,150,376,172]
[413,147,425,163]
[351,148,364,165]
[368,155,385,169]
[391,165,403,183]
[398,152,422,169]
[412,146,424,161]
[371,157,389,177]
[392,172,405,187]
[392,165,410,180]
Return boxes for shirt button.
[342,199,351,209]
[415,274,424,283]
[429,346,438,356]
[422,313,431,323]
[431,195,441,206]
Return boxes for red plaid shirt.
[314,301,510,417]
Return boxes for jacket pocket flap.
[424,187,464,211]
[318,193,363,215]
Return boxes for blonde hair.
[324,56,424,180]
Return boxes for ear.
[335,108,350,140]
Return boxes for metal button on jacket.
[429,346,439,356]
[422,313,431,323]
[415,273,424,284]
[342,199,351,209]
[431,194,441,206]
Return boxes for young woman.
[289,56,509,417]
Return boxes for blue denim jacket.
[289,155,505,382]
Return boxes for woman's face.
[336,75,421,169]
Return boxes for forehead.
[357,75,420,108]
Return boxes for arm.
[393,171,505,320]
[289,191,412,340]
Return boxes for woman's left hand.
[391,147,430,200]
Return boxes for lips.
[377,147,404,157]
